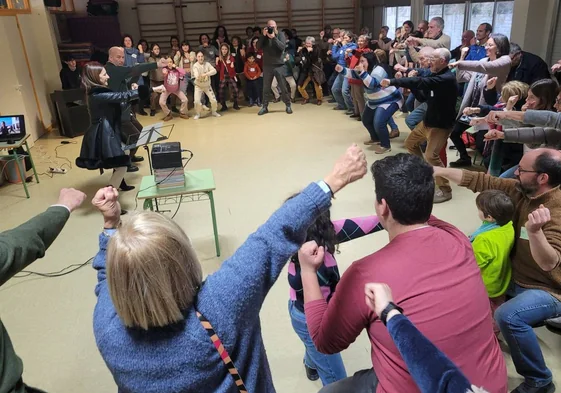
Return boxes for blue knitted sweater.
[92,183,331,393]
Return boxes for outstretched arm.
[0,189,85,286]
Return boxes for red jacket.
[348,47,373,86]
[244,61,261,80]
[247,49,264,70]
[217,55,237,80]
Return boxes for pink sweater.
[305,216,507,393]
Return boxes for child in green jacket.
[470,189,515,335]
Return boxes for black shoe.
[131,156,144,163]
[150,110,156,117]
[119,179,135,192]
[171,107,179,113]
[328,99,336,103]
[233,102,241,110]
[286,105,293,114]
[258,106,269,116]
[220,103,228,112]
[304,362,319,382]
[138,109,148,116]
[345,110,354,115]
[120,209,128,215]
[448,145,457,150]
[511,382,555,393]
[449,157,472,168]
[127,165,139,173]
[350,113,360,118]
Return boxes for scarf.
[469,221,500,242]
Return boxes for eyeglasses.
[517,167,541,175]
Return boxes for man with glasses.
[508,42,551,85]
[381,48,458,203]
[434,148,561,393]
[406,17,450,49]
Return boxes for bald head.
[109,47,125,67]
[419,46,435,68]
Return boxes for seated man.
[435,147,561,393]
[508,43,551,85]
[59,55,82,90]
[301,153,507,393]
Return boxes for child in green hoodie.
[470,189,515,335]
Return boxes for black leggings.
[450,121,470,158]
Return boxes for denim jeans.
[342,77,354,111]
[404,93,416,112]
[331,73,346,109]
[388,116,398,131]
[500,164,518,179]
[405,102,427,131]
[362,103,400,148]
[495,283,561,387]
[289,301,347,386]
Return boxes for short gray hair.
[509,42,522,56]
[306,36,315,45]
[434,48,451,63]
[431,17,445,30]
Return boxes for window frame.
[0,0,31,15]
[383,5,412,40]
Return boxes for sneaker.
[511,382,555,393]
[162,113,173,122]
[258,106,269,116]
[180,114,189,119]
[131,155,144,163]
[286,105,293,114]
[127,165,139,173]
[434,189,452,204]
[449,157,472,168]
[373,145,391,154]
[202,105,210,111]
[212,112,221,117]
[304,362,319,382]
[389,129,400,139]
[150,110,156,117]
[193,114,200,120]
[364,139,381,146]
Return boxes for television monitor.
[0,115,26,144]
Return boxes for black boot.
[220,102,228,112]
[233,100,240,110]
[119,179,135,192]
[286,104,293,114]
[258,106,269,116]
[449,156,472,168]
[304,361,319,381]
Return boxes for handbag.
[196,310,248,393]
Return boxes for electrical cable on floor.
[14,257,94,278]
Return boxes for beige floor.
[0,103,560,392]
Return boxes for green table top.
[0,134,29,150]
[137,168,216,200]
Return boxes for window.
[424,1,514,47]
[383,6,411,40]
[0,0,29,13]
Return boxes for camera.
[266,26,274,34]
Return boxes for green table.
[136,169,220,256]
[0,134,39,198]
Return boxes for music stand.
[124,123,175,175]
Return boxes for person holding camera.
[257,20,293,115]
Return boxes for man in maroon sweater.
[301,153,507,393]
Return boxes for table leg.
[25,141,39,184]
[12,149,29,198]
[208,191,220,257]
[143,199,154,211]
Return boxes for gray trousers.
[319,368,378,393]
[262,64,290,106]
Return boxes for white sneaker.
[202,105,210,111]
[212,112,221,117]
[193,114,200,120]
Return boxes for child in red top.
[244,52,262,107]
[216,43,240,111]
[247,37,263,70]
[159,55,189,120]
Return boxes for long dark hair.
[362,51,392,77]
[169,35,180,48]
[179,41,191,57]
[122,34,134,48]
[230,35,243,49]
[199,33,210,45]
[212,25,230,44]
[530,79,559,110]
[286,193,338,255]
[82,61,105,92]
[150,43,161,59]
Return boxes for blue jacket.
[465,44,487,61]
[124,47,145,67]
[331,42,357,66]
[92,183,331,393]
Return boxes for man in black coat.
[256,20,293,115]
[508,43,551,85]
[105,47,165,171]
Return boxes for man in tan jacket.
[435,148,561,393]
[406,17,451,50]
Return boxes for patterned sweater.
[288,216,384,312]
[341,65,402,109]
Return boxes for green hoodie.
[472,221,515,298]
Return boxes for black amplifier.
[151,142,183,169]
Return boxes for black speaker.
[44,0,62,7]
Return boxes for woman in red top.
[347,35,373,120]
[247,36,263,70]
[216,43,240,111]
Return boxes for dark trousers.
[246,78,261,101]
[262,65,290,106]
[450,121,470,158]
[323,62,335,95]
[121,115,143,157]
